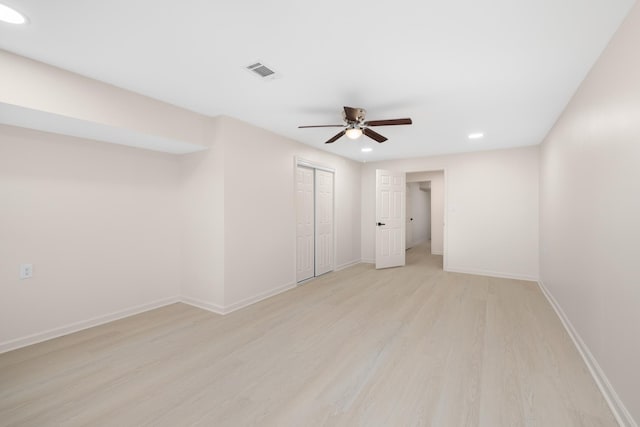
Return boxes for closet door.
[315,170,334,276]
[296,166,314,282]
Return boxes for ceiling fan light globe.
[346,128,363,139]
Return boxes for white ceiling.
[0,0,635,161]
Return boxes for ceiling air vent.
[245,61,280,80]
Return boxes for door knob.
[377,222,386,226]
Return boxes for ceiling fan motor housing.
[343,108,366,123]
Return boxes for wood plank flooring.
[0,244,617,426]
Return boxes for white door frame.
[405,183,413,250]
[294,157,336,282]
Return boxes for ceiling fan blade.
[325,130,346,144]
[343,106,360,122]
[298,124,345,128]
[363,127,388,143]
[364,118,413,127]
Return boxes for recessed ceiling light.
[361,147,372,152]
[468,132,484,140]
[0,3,27,24]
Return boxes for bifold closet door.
[315,169,334,276]
[296,166,314,282]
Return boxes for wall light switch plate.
[20,264,33,279]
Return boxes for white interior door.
[296,166,314,282]
[406,184,413,249]
[376,169,406,269]
[315,170,334,276]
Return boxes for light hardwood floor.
[0,244,616,426]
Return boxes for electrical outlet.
[20,264,33,279]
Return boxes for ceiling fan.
[298,106,412,144]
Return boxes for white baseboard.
[445,265,538,282]
[222,282,296,314]
[538,280,637,427]
[2,281,301,354]
[0,296,180,354]
[182,282,298,315]
[361,258,375,264]
[431,250,444,256]
[180,296,225,315]
[335,259,361,272]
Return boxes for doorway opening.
[406,181,431,250]
[406,170,445,269]
[295,160,335,283]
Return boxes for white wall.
[176,116,362,311]
[0,52,363,349]
[180,118,226,310]
[539,2,640,423]
[0,125,181,351]
[408,171,444,255]
[362,146,539,280]
[0,50,207,147]
[0,50,212,351]
[0,115,363,347]
[220,116,362,308]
